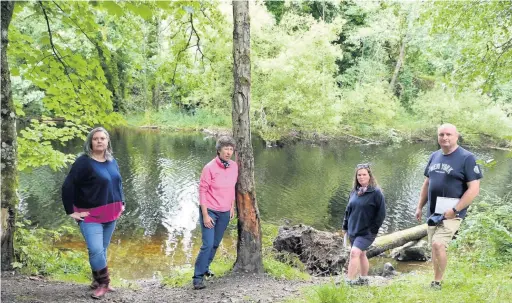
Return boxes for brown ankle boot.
[91,280,115,291]
[91,267,111,299]
[90,270,100,289]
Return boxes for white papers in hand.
[435,197,460,214]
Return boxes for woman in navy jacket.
[342,164,386,285]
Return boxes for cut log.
[273,224,428,275]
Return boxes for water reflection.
[157,157,199,263]
[18,128,512,279]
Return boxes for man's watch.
[452,207,460,215]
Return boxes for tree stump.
[273,225,349,276]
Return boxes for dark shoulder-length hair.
[82,127,114,161]
[351,164,379,192]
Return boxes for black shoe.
[430,281,442,290]
[204,270,215,278]
[344,279,361,286]
[193,280,206,290]
[357,276,369,286]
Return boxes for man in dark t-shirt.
[415,124,482,290]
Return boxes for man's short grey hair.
[83,127,113,161]
[216,136,236,153]
[438,123,459,135]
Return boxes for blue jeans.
[193,208,230,283]
[79,220,117,271]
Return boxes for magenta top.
[74,202,123,223]
[199,157,238,212]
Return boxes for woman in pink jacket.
[192,136,238,289]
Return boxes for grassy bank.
[123,107,511,148]
[124,108,231,131]
[295,260,511,303]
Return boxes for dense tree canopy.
[8,0,512,161]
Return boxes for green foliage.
[9,0,512,160]
[251,10,343,142]
[10,1,125,171]
[411,87,512,145]
[337,82,402,138]
[13,219,89,279]
[125,107,231,131]
[17,120,89,171]
[451,194,512,266]
[425,0,512,94]
[263,257,310,281]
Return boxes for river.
[18,128,512,279]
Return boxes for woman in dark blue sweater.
[342,164,386,285]
[62,127,124,299]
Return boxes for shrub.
[13,220,89,280]
[451,193,512,266]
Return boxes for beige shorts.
[428,218,462,247]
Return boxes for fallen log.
[367,224,428,258]
[273,224,428,275]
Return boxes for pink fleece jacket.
[199,157,238,212]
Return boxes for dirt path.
[1,271,394,303]
[1,272,317,303]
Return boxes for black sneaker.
[430,281,442,290]
[204,270,215,278]
[193,280,206,290]
[357,276,369,286]
[344,279,361,286]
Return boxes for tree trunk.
[95,40,121,112]
[389,36,406,92]
[1,1,17,271]
[151,83,160,111]
[366,224,428,258]
[389,9,415,94]
[232,0,263,274]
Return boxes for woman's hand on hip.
[230,207,235,220]
[203,215,215,229]
[69,212,89,221]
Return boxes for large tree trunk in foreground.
[1,1,17,271]
[232,0,263,273]
[274,224,428,275]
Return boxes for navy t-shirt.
[424,146,483,218]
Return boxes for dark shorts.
[349,234,377,251]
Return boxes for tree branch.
[51,1,96,46]
[39,1,79,95]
